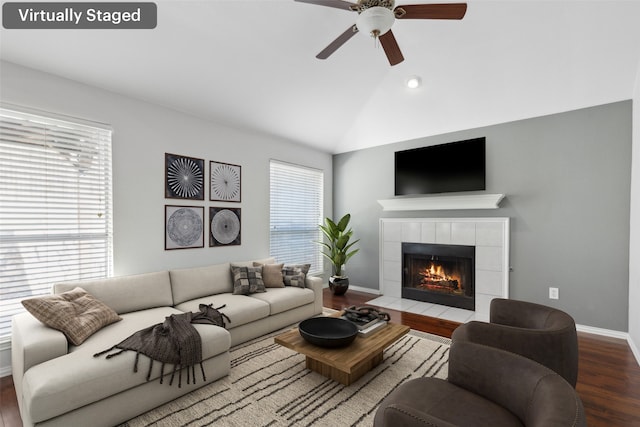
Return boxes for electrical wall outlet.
[549,287,559,300]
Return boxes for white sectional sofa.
[11,257,323,427]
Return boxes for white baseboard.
[322,283,381,295]
[0,341,11,378]
[576,324,640,365]
[347,285,381,295]
[0,365,11,378]
[628,336,640,366]
[576,324,629,339]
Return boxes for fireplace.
[402,242,475,311]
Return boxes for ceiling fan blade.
[379,30,404,66]
[396,3,467,20]
[316,26,359,59]
[294,0,356,11]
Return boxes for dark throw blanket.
[94,304,230,388]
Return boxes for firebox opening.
[402,242,475,311]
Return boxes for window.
[0,106,113,341]
[269,160,323,274]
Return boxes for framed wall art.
[210,161,241,202]
[209,207,241,247]
[165,153,205,200]
[165,205,204,250]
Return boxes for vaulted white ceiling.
[1,0,640,154]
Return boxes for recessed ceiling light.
[406,76,421,89]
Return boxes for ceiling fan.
[295,0,467,66]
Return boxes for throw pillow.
[282,263,311,288]
[21,287,122,346]
[253,262,285,288]
[231,266,266,295]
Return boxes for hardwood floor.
[1,289,639,427]
[0,376,19,427]
[325,289,640,427]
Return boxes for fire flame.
[418,262,462,294]
[423,263,448,281]
[420,263,457,283]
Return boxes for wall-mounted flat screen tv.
[395,137,486,195]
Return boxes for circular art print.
[165,153,205,200]
[165,206,204,249]
[210,161,241,202]
[210,207,241,246]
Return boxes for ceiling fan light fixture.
[356,6,395,38]
[406,76,422,89]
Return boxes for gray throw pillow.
[282,263,310,288]
[231,266,266,295]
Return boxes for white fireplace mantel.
[377,194,505,211]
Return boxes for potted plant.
[317,213,359,295]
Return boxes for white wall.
[629,62,640,363]
[0,60,333,274]
[0,60,333,375]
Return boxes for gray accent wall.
[334,101,632,332]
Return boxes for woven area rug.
[122,328,450,427]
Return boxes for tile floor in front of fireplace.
[366,295,488,324]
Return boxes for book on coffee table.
[340,315,381,330]
[357,320,387,337]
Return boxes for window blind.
[0,107,113,341]
[269,160,323,275]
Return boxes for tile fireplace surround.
[369,218,510,323]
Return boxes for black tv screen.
[395,137,486,195]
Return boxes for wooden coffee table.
[274,318,409,385]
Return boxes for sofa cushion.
[254,262,285,288]
[249,287,316,315]
[231,257,276,268]
[169,262,233,305]
[283,264,310,288]
[231,266,265,295]
[23,307,231,423]
[54,271,174,315]
[76,307,231,362]
[174,293,270,329]
[21,287,121,346]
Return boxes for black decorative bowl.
[299,317,358,348]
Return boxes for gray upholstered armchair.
[451,298,579,387]
[374,340,586,427]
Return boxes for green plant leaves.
[337,213,351,232]
[314,213,359,277]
